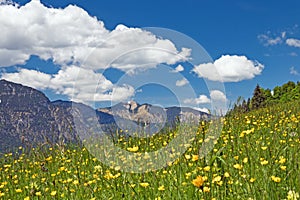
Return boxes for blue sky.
[0,0,299,113]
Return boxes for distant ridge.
[0,79,209,152]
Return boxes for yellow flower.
[35,191,42,196]
[271,176,281,183]
[192,155,199,162]
[50,191,57,196]
[279,156,286,164]
[243,157,248,163]
[45,156,52,161]
[127,146,139,152]
[15,189,22,193]
[261,146,268,150]
[260,160,268,165]
[24,197,30,200]
[250,178,256,183]
[233,164,242,170]
[203,186,210,193]
[287,190,299,200]
[280,166,287,171]
[140,182,149,188]
[185,154,191,160]
[158,185,165,191]
[203,166,210,172]
[224,172,230,178]
[212,176,221,183]
[192,175,204,188]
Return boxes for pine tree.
[251,84,266,109]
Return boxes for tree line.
[229,81,300,114]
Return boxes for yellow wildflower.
[192,175,204,188]
[140,182,149,188]
[50,191,57,196]
[127,146,139,152]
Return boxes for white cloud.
[192,55,264,82]
[1,66,135,103]
[172,64,184,72]
[258,34,282,46]
[210,90,227,102]
[183,90,227,114]
[0,0,192,103]
[0,1,190,70]
[191,107,210,114]
[175,78,188,87]
[286,38,300,48]
[183,94,211,104]
[290,66,299,75]
[1,68,51,89]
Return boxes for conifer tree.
[251,84,266,109]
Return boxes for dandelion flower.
[34,191,41,196]
[192,155,199,161]
[50,191,57,196]
[0,192,5,197]
[260,160,268,165]
[224,172,230,178]
[243,157,248,163]
[203,166,210,172]
[127,146,139,152]
[280,166,287,171]
[279,156,286,164]
[203,186,210,193]
[271,176,281,183]
[140,182,149,188]
[250,178,256,183]
[15,189,22,193]
[192,176,204,188]
[233,164,242,170]
[158,185,165,191]
[212,176,222,183]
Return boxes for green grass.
[0,100,300,199]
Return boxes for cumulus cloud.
[175,78,188,87]
[1,66,135,103]
[192,55,264,82]
[183,94,211,104]
[210,90,227,102]
[2,68,51,89]
[286,38,300,48]
[0,0,191,103]
[183,90,227,113]
[0,1,190,69]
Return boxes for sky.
[0,0,299,113]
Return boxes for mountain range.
[0,79,209,152]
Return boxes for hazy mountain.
[0,79,209,152]
[98,100,209,126]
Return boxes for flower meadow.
[0,100,300,199]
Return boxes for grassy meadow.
[0,100,300,200]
